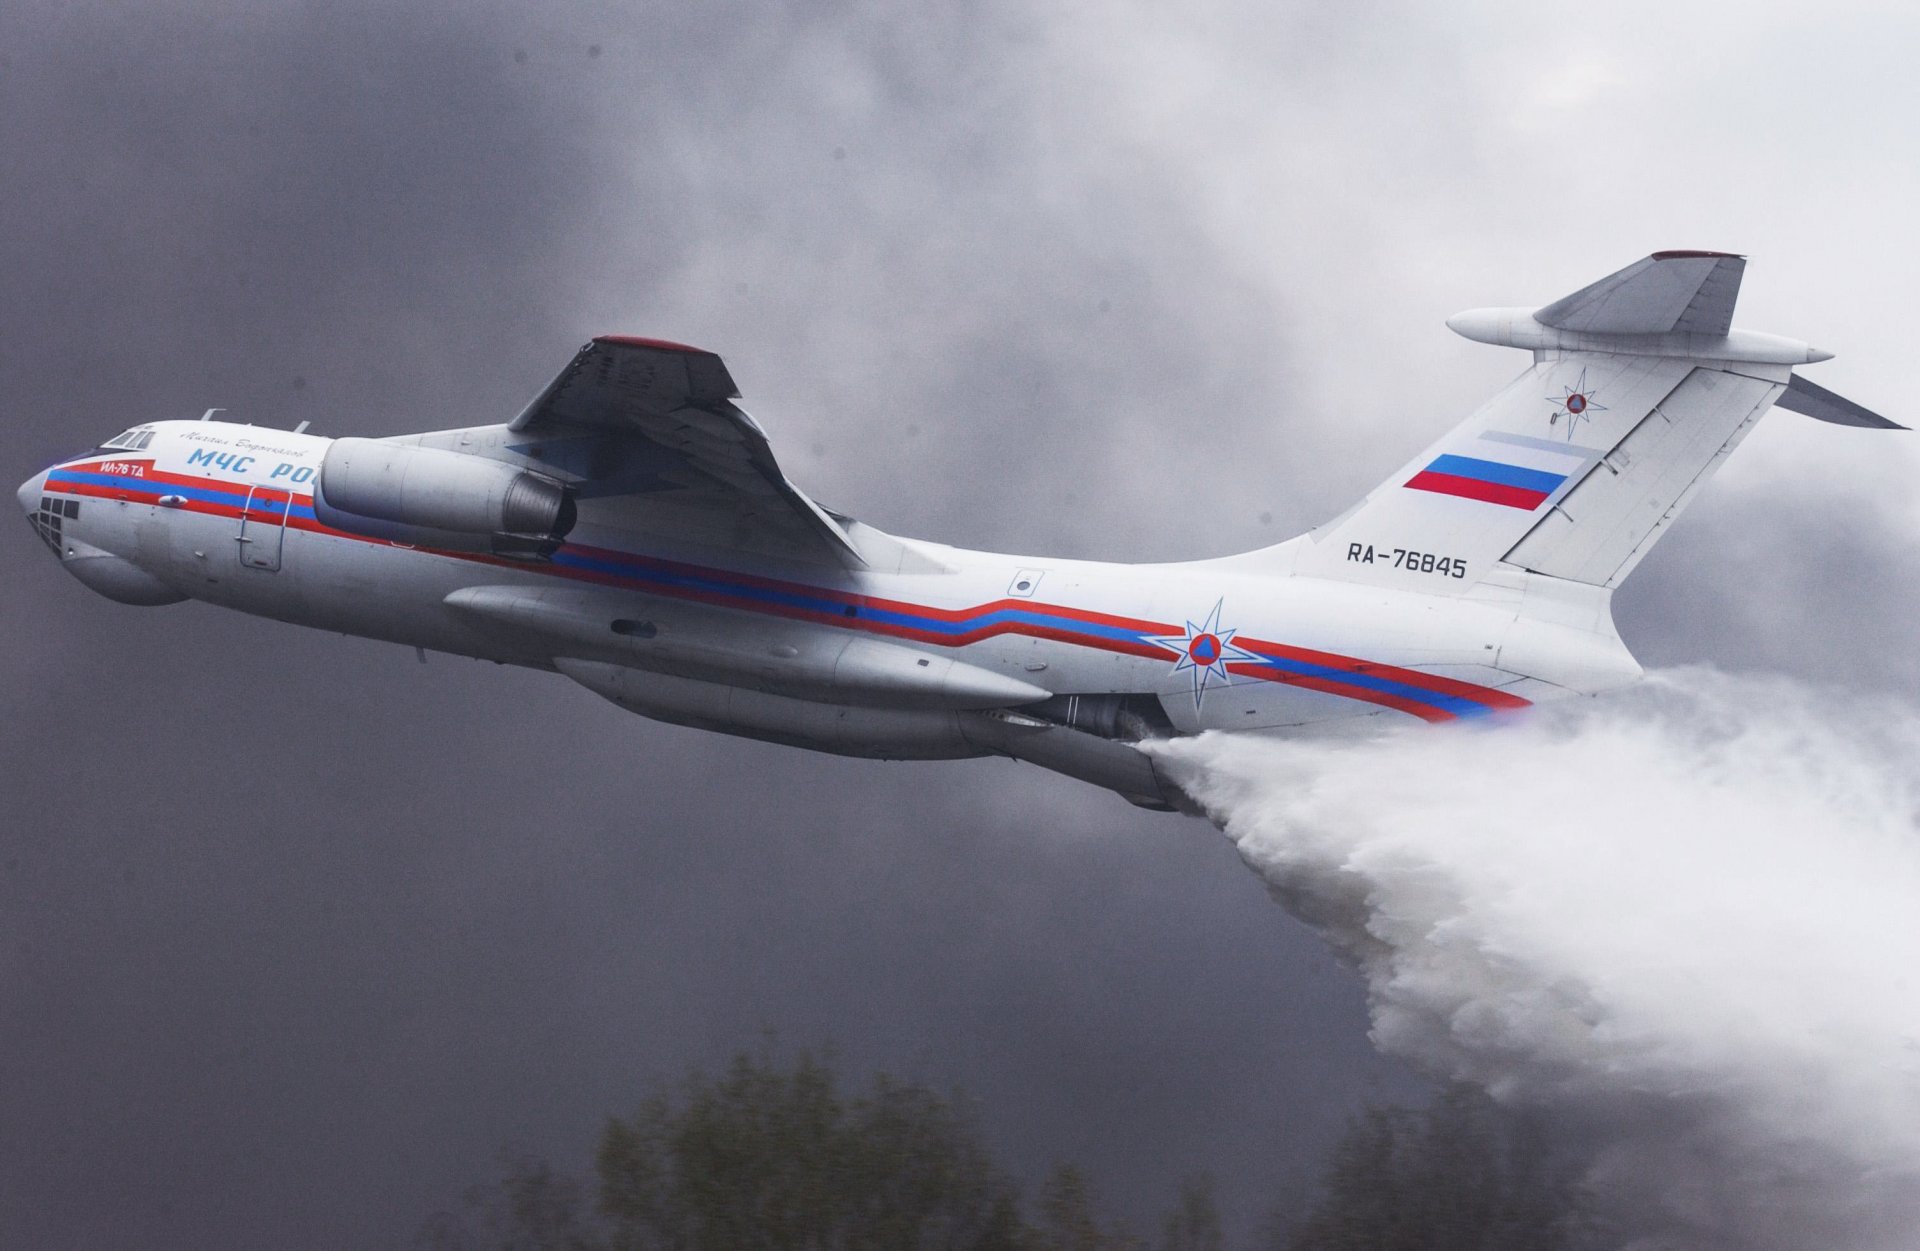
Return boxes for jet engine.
[314,438,576,559]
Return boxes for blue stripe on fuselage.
[47,466,1495,719]
[552,547,1152,644]
[46,469,320,519]
[1246,652,1494,719]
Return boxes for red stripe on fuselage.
[1234,639,1532,711]
[563,543,1177,634]
[62,459,273,492]
[47,467,1530,719]
[52,476,246,517]
[1224,663,1457,723]
[558,542,1181,652]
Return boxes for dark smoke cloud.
[5,2,1914,1248]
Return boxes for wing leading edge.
[511,336,864,565]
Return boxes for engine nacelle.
[315,439,575,559]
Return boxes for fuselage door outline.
[237,484,289,572]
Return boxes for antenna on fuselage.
[293,421,311,434]
[200,408,225,422]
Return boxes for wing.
[510,336,863,565]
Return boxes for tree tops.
[417,1049,1584,1251]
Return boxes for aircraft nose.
[17,469,47,517]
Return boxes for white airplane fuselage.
[27,254,1889,809]
[18,417,1614,809]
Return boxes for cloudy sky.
[4,2,1917,1246]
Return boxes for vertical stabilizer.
[1238,252,1896,597]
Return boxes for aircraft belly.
[157,519,552,663]
[554,658,987,760]
[284,535,553,661]
[447,585,1051,709]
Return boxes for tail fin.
[1263,251,1899,594]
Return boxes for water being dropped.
[1150,669,1920,1250]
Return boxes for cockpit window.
[29,496,76,552]
[99,426,156,451]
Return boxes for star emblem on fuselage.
[1548,367,1607,440]
[1149,599,1258,710]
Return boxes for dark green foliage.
[1279,1085,1584,1251]
[1031,1163,1141,1251]
[416,1055,1588,1251]
[1159,1175,1224,1251]
[595,1048,1025,1251]
[413,1152,599,1251]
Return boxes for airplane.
[18,252,1899,812]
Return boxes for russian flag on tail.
[1403,437,1587,511]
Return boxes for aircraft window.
[63,499,79,519]
[99,427,156,451]
[30,497,66,552]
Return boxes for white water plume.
[1149,669,1920,1250]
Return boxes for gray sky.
[3,2,1916,1247]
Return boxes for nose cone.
[18,469,47,518]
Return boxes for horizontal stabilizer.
[1776,373,1905,429]
[1535,251,1747,337]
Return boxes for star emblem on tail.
[1548,367,1607,439]
[1150,599,1258,710]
